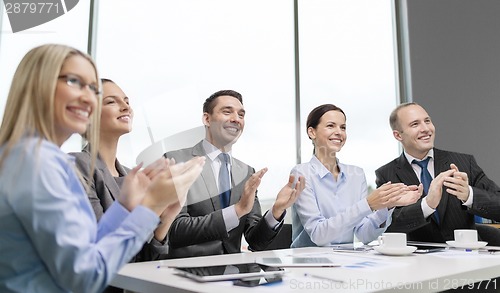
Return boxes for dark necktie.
[218,153,231,208]
[413,157,439,224]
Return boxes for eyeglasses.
[58,74,101,96]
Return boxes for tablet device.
[233,275,283,287]
[172,263,285,282]
[255,257,340,267]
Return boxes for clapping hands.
[235,170,306,220]
[368,182,420,210]
[444,164,470,202]
[119,156,205,216]
[271,174,306,220]
[391,184,422,207]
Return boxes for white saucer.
[373,245,417,256]
[446,240,487,249]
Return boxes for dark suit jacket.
[164,140,280,259]
[70,146,167,262]
[375,148,500,243]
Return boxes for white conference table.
[110,246,500,293]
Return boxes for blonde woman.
[0,44,204,293]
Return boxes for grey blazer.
[375,148,500,243]
[71,146,127,221]
[164,140,280,259]
[70,146,168,262]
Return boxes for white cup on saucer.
[377,232,407,248]
[454,229,478,244]
[375,233,416,255]
[446,229,486,249]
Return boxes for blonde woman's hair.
[0,44,102,173]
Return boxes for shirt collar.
[66,154,76,163]
[310,155,345,180]
[404,148,434,164]
[202,139,232,162]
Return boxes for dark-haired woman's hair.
[306,104,346,139]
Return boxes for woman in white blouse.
[291,104,420,247]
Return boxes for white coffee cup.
[377,233,407,248]
[454,229,478,244]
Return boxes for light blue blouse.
[0,137,159,293]
[291,156,393,247]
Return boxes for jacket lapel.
[96,156,122,201]
[395,153,421,187]
[115,159,129,176]
[229,159,249,206]
[83,145,122,201]
[192,141,220,210]
[433,148,451,221]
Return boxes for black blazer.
[375,148,500,243]
[163,140,280,259]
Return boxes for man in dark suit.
[375,102,500,243]
[164,90,305,258]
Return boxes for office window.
[298,0,399,188]
[0,0,399,199]
[95,0,296,199]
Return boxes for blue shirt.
[291,156,393,247]
[0,137,159,293]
